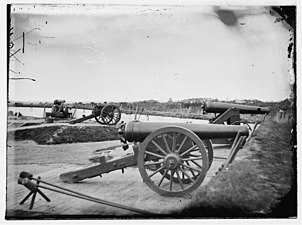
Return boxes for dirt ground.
[6,123,233,218]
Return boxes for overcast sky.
[9,4,294,103]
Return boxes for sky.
[8,4,294,103]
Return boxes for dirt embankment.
[177,119,295,218]
[7,125,120,145]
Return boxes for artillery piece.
[203,101,270,125]
[45,100,72,122]
[60,120,249,197]
[69,103,121,125]
[202,101,270,144]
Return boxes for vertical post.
[7,4,11,100]
[262,113,268,123]
[43,105,46,118]
[228,136,246,164]
[72,106,77,118]
[134,104,138,120]
[247,122,259,141]
[22,32,25,53]
[230,131,241,151]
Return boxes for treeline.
[115,98,294,116]
[10,98,294,118]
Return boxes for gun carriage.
[69,103,121,125]
[60,120,249,197]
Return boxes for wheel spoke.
[162,135,172,153]
[188,148,201,153]
[190,159,203,169]
[179,167,195,183]
[181,162,202,173]
[145,150,165,159]
[189,153,201,157]
[169,170,175,191]
[151,140,168,156]
[175,169,184,190]
[180,145,198,157]
[185,161,196,177]
[176,135,188,153]
[147,165,165,178]
[182,156,203,161]
[172,133,176,152]
[158,168,168,187]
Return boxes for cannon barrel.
[203,101,270,114]
[123,121,249,143]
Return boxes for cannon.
[203,101,270,125]
[60,121,249,197]
[45,100,72,122]
[202,101,269,144]
[69,103,121,125]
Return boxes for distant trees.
[71,97,294,117]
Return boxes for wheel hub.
[164,153,181,170]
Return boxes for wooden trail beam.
[60,154,137,183]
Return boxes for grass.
[176,119,296,218]
[7,125,120,145]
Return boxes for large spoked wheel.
[138,126,209,197]
[154,139,213,185]
[95,104,121,125]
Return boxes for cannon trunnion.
[60,121,249,197]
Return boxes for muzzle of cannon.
[203,101,270,115]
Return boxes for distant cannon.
[45,100,72,122]
[69,103,121,125]
[60,120,249,197]
[202,101,270,125]
[202,101,269,144]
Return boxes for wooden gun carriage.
[69,103,121,125]
[60,120,250,197]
